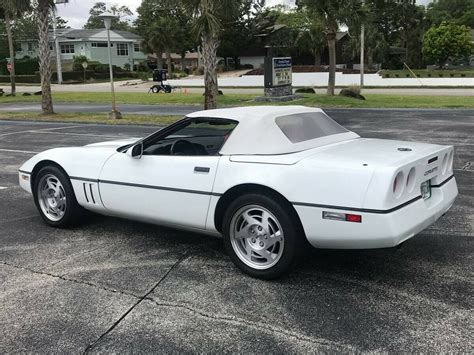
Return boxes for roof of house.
[187,106,359,155]
[56,28,141,42]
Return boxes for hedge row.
[0,71,142,83]
[0,58,40,75]
[380,70,474,78]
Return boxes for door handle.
[194,166,210,173]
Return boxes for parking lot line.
[28,131,125,139]
[0,148,39,154]
[0,124,91,137]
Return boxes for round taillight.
[406,167,416,193]
[393,171,404,198]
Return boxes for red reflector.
[346,214,362,223]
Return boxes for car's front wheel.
[222,193,303,279]
[33,166,83,227]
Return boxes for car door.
[98,117,237,230]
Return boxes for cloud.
[55,0,138,28]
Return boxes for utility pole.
[53,0,69,84]
[360,0,365,89]
[99,12,122,120]
[52,9,63,85]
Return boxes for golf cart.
[149,69,172,93]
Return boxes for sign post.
[7,62,12,72]
[260,54,295,101]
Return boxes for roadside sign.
[272,57,292,87]
[7,62,12,72]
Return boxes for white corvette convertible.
[19,106,458,278]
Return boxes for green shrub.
[0,58,39,75]
[340,85,365,100]
[0,74,40,83]
[72,55,89,71]
[137,71,150,81]
[295,87,315,94]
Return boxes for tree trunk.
[155,51,163,69]
[201,34,219,110]
[5,12,16,96]
[313,48,321,67]
[367,52,374,70]
[181,53,186,71]
[326,32,336,96]
[37,2,54,114]
[166,50,172,77]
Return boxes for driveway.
[0,109,472,352]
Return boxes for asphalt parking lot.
[0,109,473,352]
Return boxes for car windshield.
[275,112,348,143]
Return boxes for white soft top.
[187,106,359,155]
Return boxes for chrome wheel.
[37,174,67,222]
[229,205,284,270]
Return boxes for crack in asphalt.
[82,249,191,354]
[0,261,142,299]
[461,162,472,171]
[146,297,356,352]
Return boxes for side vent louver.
[83,183,96,204]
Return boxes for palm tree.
[0,0,31,96]
[36,0,56,114]
[185,0,239,109]
[299,0,365,95]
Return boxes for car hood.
[86,138,139,149]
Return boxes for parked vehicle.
[18,106,458,279]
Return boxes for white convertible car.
[18,106,458,278]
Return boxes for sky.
[56,0,434,29]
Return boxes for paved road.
[1,81,474,95]
[0,109,472,352]
[0,103,197,116]
[2,102,474,117]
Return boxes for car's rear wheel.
[222,193,302,279]
[34,166,83,227]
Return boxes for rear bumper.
[295,176,458,249]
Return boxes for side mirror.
[127,142,143,159]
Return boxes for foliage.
[0,57,39,75]
[217,1,266,68]
[298,0,366,95]
[340,85,365,100]
[422,22,473,67]
[84,2,133,31]
[426,0,474,28]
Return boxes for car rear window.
[275,112,348,143]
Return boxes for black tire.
[222,193,304,279]
[33,166,84,228]
[164,85,172,93]
[151,86,160,93]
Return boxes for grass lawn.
[0,112,180,125]
[0,91,473,109]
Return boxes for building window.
[91,42,108,48]
[60,44,75,54]
[116,43,128,56]
[134,43,141,52]
[27,42,33,51]
[15,42,22,52]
